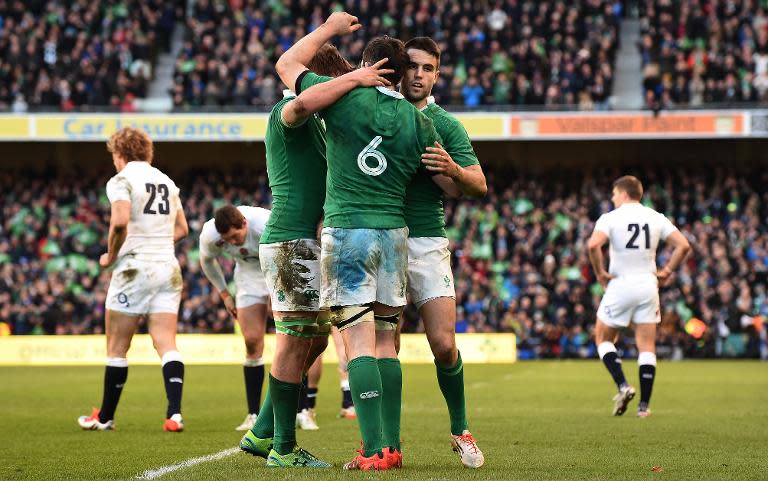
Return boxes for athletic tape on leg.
[274,319,319,338]
[374,313,399,331]
[332,305,374,331]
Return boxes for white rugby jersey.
[106,161,182,262]
[593,202,678,279]
[199,206,271,267]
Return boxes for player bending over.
[276,12,459,470]
[78,127,188,432]
[238,40,394,468]
[587,175,691,417]
[199,205,271,431]
[400,36,487,468]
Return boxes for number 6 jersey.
[105,161,181,262]
[593,203,678,281]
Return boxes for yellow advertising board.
[33,114,267,141]
[0,117,29,139]
[0,333,516,366]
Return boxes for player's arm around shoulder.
[282,59,394,127]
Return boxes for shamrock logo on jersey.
[277,290,286,302]
[443,275,452,288]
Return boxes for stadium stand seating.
[640,0,768,108]
[2,166,765,358]
[171,0,621,109]
[0,0,180,112]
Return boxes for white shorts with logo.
[320,227,408,308]
[106,257,182,315]
[233,261,269,309]
[597,277,660,328]
[407,237,455,309]
[259,239,321,312]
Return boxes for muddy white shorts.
[320,227,408,308]
[106,257,182,315]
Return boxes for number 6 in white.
[357,135,387,176]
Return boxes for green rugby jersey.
[261,95,327,244]
[404,100,480,238]
[299,72,441,229]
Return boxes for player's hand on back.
[324,12,360,36]
[349,58,393,87]
[422,142,461,179]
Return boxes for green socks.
[250,386,273,439]
[348,356,383,457]
[268,374,302,455]
[378,358,402,450]
[436,351,468,436]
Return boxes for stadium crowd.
[0,0,181,112]
[641,0,768,108]
[171,0,621,110]
[1,165,765,358]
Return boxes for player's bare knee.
[243,335,264,357]
[432,341,458,366]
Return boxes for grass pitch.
[0,361,765,481]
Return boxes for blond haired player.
[199,205,271,431]
[78,127,189,432]
[587,175,691,417]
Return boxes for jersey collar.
[283,89,296,99]
[376,86,404,99]
[419,96,436,111]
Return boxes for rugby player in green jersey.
[275,12,460,470]
[239,42,394,468]
[401,37,488,468]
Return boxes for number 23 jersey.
[593,203,678,280]
[106,161,182,263]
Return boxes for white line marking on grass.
[136,447,240,480]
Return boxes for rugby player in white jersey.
[587,176,691,417]
[78,127,189,432]
[199,205,271,431]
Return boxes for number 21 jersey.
[593,203,678,280]
[105,161,181,262]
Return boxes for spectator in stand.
[172,0,621,110]
[641,0,768,108]
[0,0,181,112]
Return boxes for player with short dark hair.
[587,175,691,417]
[238,27,395,468]
[78,127,189,432]
[400,36,487,468]
[200,205,271,431]
[275,12,459,470]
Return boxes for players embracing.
[272,11,474,470]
